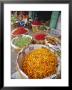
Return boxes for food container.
[11,27,29,38]
[45,34,61,48]
[32,31,47,44]
[11,35,32,52]
[32,20,43,32]
[16,44,61,79]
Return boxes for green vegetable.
[11,16,17,24]
[56,50,61,56]
[13,36,31,48]
[40,25,48,30]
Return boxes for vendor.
[17,11,29,27]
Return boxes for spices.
[12,27,28,35]
[22,48,57,79]
[35,34,46,40]
[32,20,42,25]
[32,20,42,32]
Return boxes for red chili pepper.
[35,34,46,40]
[12,27,27,35]
[32,20,42,25]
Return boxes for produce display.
[32,20,42,25]
[11,13,61,79]
[32,20,42,32]
[34,33,46,40]
[22,48,58,79]
[11,16,17,24]
[39,25,48,30]
[12,35,32,48]
[45,36,60,45]
[55,49,61,57]
[11,27,28,36]
[32,32,47,44]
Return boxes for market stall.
[11,11,61,79]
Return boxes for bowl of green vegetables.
[11,35,32,51]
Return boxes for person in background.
[22,11,29,24]
[17,11,29,27]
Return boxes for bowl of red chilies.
[11,27,29,38]
[32,31,47,44]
